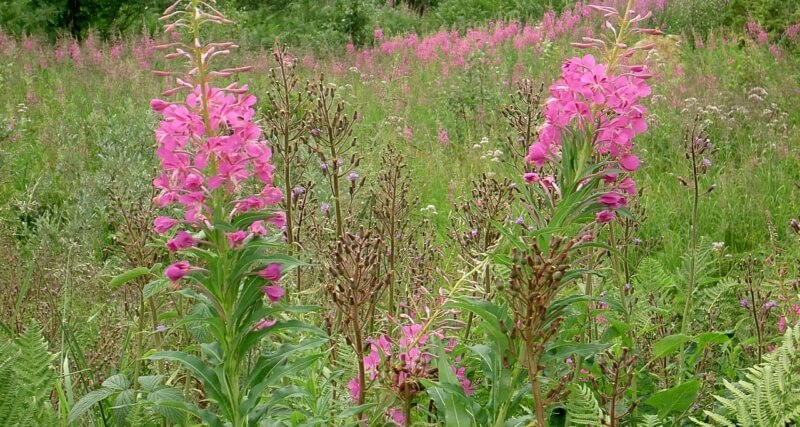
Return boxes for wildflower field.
[1,0,800,425]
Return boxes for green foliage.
[68,373,187,426]
[0,323,58,427]
[659,0,729,45]
[692,325,800,426]
[0,0,170,38]
[723,0,800,36]
[645,379,701,417]
[334,0,372,46]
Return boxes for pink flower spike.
[165,260,192,281]
[259,263,282,282]
[262,285,284,302]
[154,216,179,234]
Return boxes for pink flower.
[250,220,268,236]
[374,335,392,355]
[618,177,637,195]
[595,210,616,223]
[526,142,549,167]
[261,285,284,302]
[166,230,197,252]
[438,129,450,145]
[389,408,405,426]
[227,230,248,248]
[254,318,276,331]
[619,153,640,172]
[348,378,361,400]
[598,192,627,209]
[150,99,170,112]
[779,316,787,332]
[165,260,192,281]
[452,365,474,396]
[154,216,179,234]
[523,172,541,183]
[267,211,286,229]
[403,126,413,141]
[374,27,384,40]
[259,263,282,282]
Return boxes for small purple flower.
[740,299,750,309]
[470,228,478,239]
[702,158,712,167]
[310,128,321,138]
[292,186,305,196]
[155,324,168,333]
[349,172,359,182]
[321,203,330,214]
[763,300,778,310]
[633,237,642,246]
[515,215,524,225]
[320,162,328,172]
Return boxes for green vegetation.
[1,0,800,425]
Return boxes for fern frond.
[565,384,607,426]
[0,323,58,427]
[698,325,800,426]
[640,414,663,427]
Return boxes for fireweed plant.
[502,1,660,424]
[100,1,323,426]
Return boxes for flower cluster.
[348,323,473,425]
[525,53,651,222]
[151,83,286,294]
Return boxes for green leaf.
[137,375,165,392]
[111,389,134,425]
[101,374,129,391]
[148,387,186,424]
[651,334,692,360]
[542,342,612,363]
[644,380,700,416]
[68,388,113,424]
[426,384,476,427]
[336,403,378,418]
[110,267,150,290]
[147,351,225,407]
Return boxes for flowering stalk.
[145,2,313,425]
[307,79,362,239]
[676,116,716,381]
[265,46,310,291]
[510,1,660,423]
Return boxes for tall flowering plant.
[501,1,660,424]
[145,1,319,426]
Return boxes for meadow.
[1,0,800,425]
